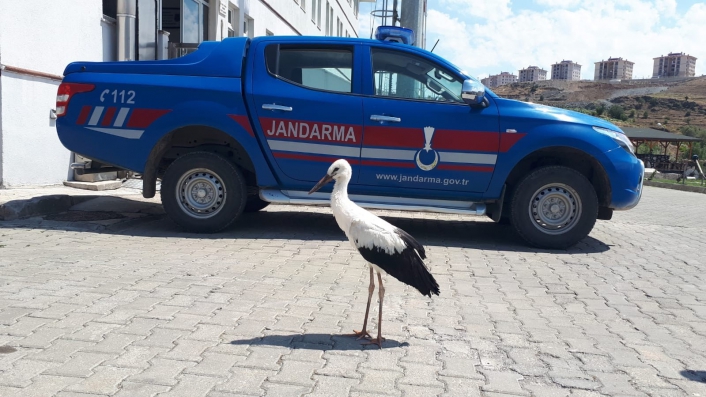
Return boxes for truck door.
[358,46,500,193]
[248,41,363,185]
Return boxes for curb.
[0,195,98,221]
[644,180,706,195]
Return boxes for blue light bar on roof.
[374,26,415,46]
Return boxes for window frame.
[264,43,358,95]
[366,46,467,105]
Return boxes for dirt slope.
[491,76,706,131]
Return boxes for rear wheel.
[161,152,246,233]
[510,166,598,249]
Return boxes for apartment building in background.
[551,60,581,81]
[518,66,547,82]
[594,57,634,80]
[0,0,360,187]
[481,72,517,88]
[652,52,697,78]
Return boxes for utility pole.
[399,0,425,49]
[395,0,426,98]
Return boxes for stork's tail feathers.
[408,249,440,297]
[394,229,438,297]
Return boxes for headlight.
[593,126,635,154]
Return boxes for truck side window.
[265,44,353,93]
[371,48,463,103]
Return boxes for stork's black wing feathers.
[394,228,426,259]
[356,228,439,297]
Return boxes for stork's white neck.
[330,175,355,235]
[331,176,350,205]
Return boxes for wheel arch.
[142,124,270,198]
[503,146,611,209]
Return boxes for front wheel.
[510,166,598,249]
[161,152,247,233]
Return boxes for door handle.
[370,115,401,123]
[262,104,293,112]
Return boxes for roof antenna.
[430,39,439,53]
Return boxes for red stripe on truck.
[76,106,92,124]
[362,126,500,152]
[101,107,117,126]
[229,114,254,137]
[126,109,171,128]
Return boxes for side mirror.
[462,79,486,107]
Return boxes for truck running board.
[259,189,486,216]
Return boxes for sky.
[357,0,705,80]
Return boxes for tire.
[244,195,270,212]
[161,152,247,233]
[497,212,512,225]
[509,166,598,249]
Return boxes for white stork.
[309,159,440,347]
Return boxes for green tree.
[685,111,691,117]
[680,125,706,138]
[629,109,636,118]
[642,111,649,119]
[608,105,624,119]
[596,105,605,116]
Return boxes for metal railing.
[168,43,200,59]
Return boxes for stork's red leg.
[346,266,374,340]
[363,271,385,348]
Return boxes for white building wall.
[0,75,72,186]
[0,0,104,187]
[214,0,358,40]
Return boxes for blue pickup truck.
[55,29,643,249]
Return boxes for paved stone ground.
[0,186,705,396]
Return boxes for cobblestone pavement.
[0,186,705,396]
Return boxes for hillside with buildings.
[491,76,706,132]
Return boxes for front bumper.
[606,148,644,210]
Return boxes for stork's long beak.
[309,174,334,194]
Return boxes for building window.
[243,15,254,38]
[326,3,333,36]
[227,7,238,37]
[317,0,321,27]
[265,45,354,93]
[179,0,211,43]
[102,0,117,19]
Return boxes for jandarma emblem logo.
[415,126,439,171]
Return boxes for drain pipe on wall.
[117,0,137,61]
